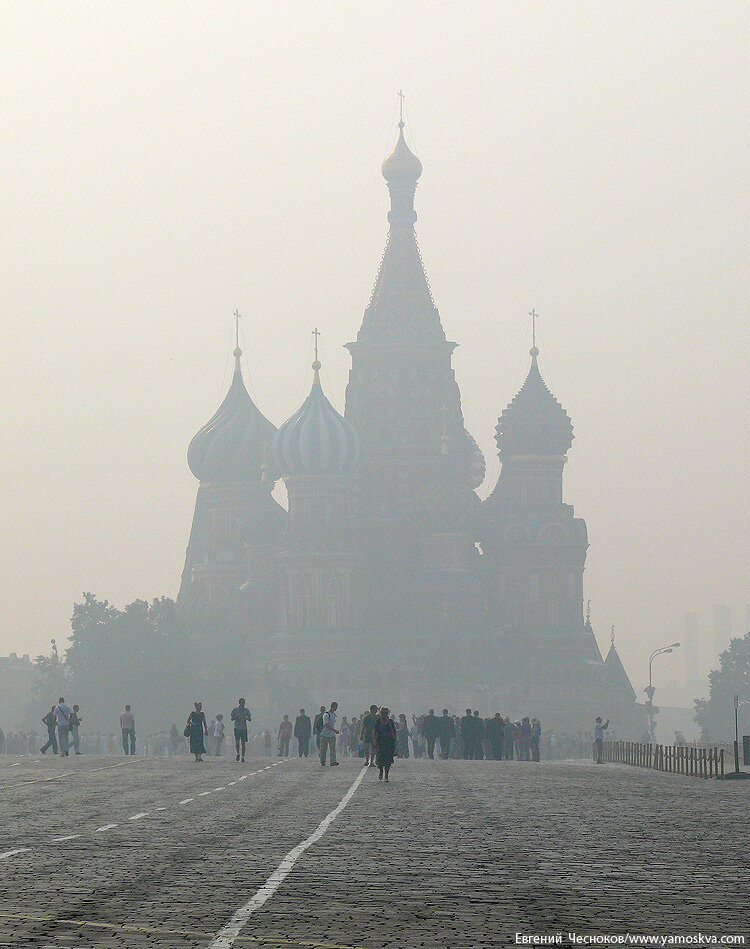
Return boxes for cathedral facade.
[178,121,644,734]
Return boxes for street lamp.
[644,642,680,742]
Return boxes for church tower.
[344,113,484,667]
[272,341,361,679]
[344,115,480,514]
[481,331,600,718]
[180,327,279,605]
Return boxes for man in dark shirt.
[294,709,311,757]
[460,709,475,759]
[422,709,440,760]
[360,705,378,766]
[230,698,252,762]
[313,706,326,751]
[486,713,504,760]
[40,707,58,755]
[439,709,455,758]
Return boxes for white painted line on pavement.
[0,848,31,860]
[179,798,194,804]
[228,781,237,785]
[198,790,212,796]
[208,766,368,949]
[52,835,80,842]
[214,787,226,791]
[155,806,167,811]
[128,812,149,821]
[96,824,118,832]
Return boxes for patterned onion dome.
[495,349,574,457]
[273,362,360,478]
[381,121,423,182]
[463,428,486,490]
[188,349,277,484]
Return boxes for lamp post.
[725,693,750,779]
[644,642,680,742]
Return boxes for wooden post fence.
[601,740,725,779]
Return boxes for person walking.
[213,714,225,756]
[373,706,397,782]
[120,705,136,755]
[360,705,378,766]
[69,705,82,755]
[319,702,339,767]
[519,717,532,761]
[262,729,272,755]
[594,716,609,764]
[55,698,72,757]
[438,709,455,759]
[186,702,208,762]
[231,698,252,762]
[294,709,311,757]
[169,724,180,756]
[278,715,293,757]
[40,707,58,755]
[313,706,326,751]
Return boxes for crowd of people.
[0,699,608,766]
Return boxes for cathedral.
[178,118,644,734]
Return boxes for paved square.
[0,754,748,948]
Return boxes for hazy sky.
[2,2,748,694]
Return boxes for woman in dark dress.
[372,706,397,782]
[187,701,208,762]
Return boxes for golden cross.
[397,89,405,124]
[233,309,241,349]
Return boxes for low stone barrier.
[602,740,724,779]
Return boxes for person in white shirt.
[55,698,72,757]
[120,705,136,755]
[319,702,339,767]
[213,715,225,756]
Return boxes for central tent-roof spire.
[352,96,444,344]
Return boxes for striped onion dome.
[273,362,360,478]
[188,348,277,484]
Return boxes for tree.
[694,632,750,741]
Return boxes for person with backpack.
[319,702,339,767]
[55,698,72,757]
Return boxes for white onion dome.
[273,361,360,478]
[187,348,277,484]
[381,122,423,183]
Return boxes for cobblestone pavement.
[0,753,748,948]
